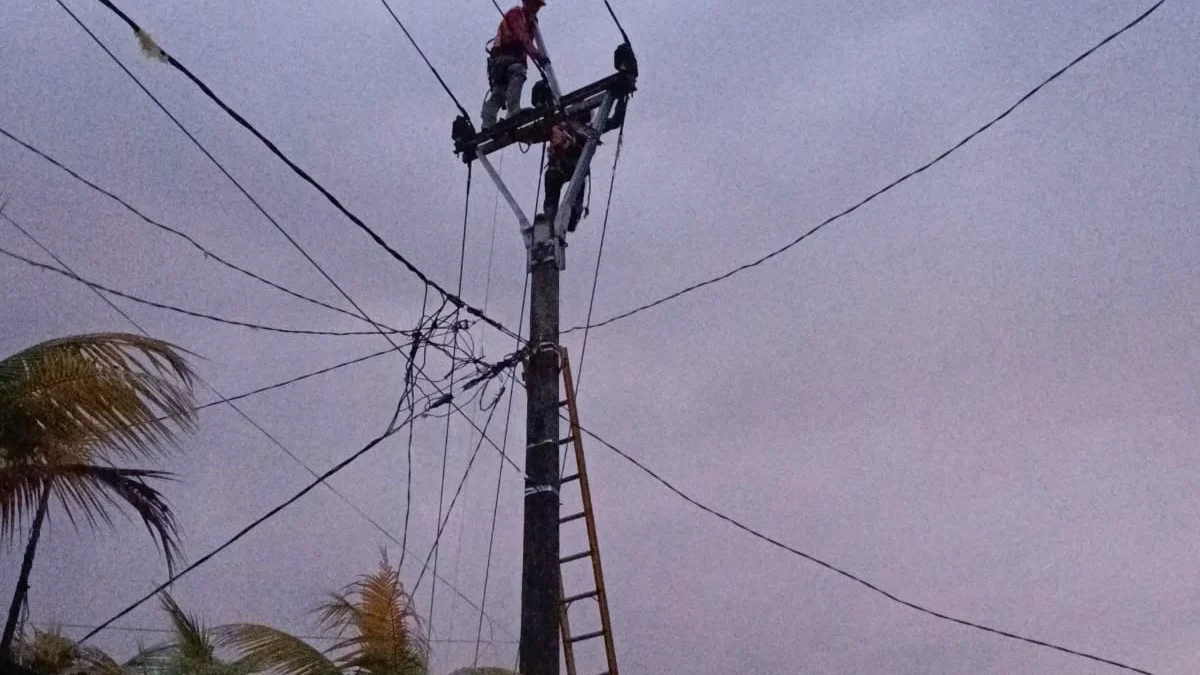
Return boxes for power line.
[474,274,528,666]
[566,0,1168,335]
[414,392,504,595]
[5,212,518,646]
[573,121,625,395]
[430,164,475,644]
[0,126,380,329]
[375,0,471,119]
[37,622,517,644]
[0,243,394,338]
[83,0,523,344]
[79,402,423,645]
[571,416,1158,675]
[599,0,632,47]
[49,0,396,348]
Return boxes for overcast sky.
[2,0,1198,673]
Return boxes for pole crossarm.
[453,55,636,161]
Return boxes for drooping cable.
[375,0,472,119]
[0,126,381,329]
[567,0,1168,334]
[0,244,394,337]
[79,0,523,343]
[473,273,528,666]
[413,396,504,595]
[570,414,1158,675]
[5,210,516,638]
[430,164,474,641]
[51,0,401,343]
[573,121,625,395]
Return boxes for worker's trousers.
[481,57,527,128]
[544,163,586,232]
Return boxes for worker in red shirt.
[481,0,550,129]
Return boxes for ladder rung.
[559,399,570,407]
[560,549,592,564]
[561,589,598,604]
[567,629,605,644]
[561,473,580,484]
[560,511,586,524]
[558,436,575,446]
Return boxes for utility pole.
[521,221,562,675]
[450,40,637,675]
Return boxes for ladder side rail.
[559,349,620,675]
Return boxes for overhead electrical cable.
[77,348,524,647]
[569,413,1158,675]
[430,165,475,642]
[39,622,516,644]
[566,0,1168,334]
[80,0,523,344]
[4,211,518,645]
[573,122,625,395]
[375,0,472,119]
[0,244,396,338]
[413,395,504,595]
[50,0,402,345]
[0,126,383,329]
[474,274,529,666]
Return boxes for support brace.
[532,26,563,101]
[553,92,615,242]
[478,153,535,270]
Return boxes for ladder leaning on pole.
[556,348,619,675]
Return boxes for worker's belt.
[487,52,523,87]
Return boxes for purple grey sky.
[2,0,1198,673]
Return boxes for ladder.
[556,348,619,675]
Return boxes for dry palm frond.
[316,552,427,675]
[0,463,182,570]
[212,624,340,675]
[0,333,196,466]
[12,626,123,675]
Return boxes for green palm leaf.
[0,333,196,465]
[212,624,339,675]
[0,463,182,571]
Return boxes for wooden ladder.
[556,348,619,675]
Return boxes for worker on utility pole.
[521,96,627,232]
[481,0,549,129]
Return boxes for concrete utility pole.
[521,223,562,675]
[450,38,637,675]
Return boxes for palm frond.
[159,592,214,665]
[317,553,427,675]
[0,463,182,571]
[0,333,196,466]
[11,626,124,675]
[212,624,339,675]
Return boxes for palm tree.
[215,552,428,675]
[124,593,257,675]
[1,333,198,658]
[8,625,125,675]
